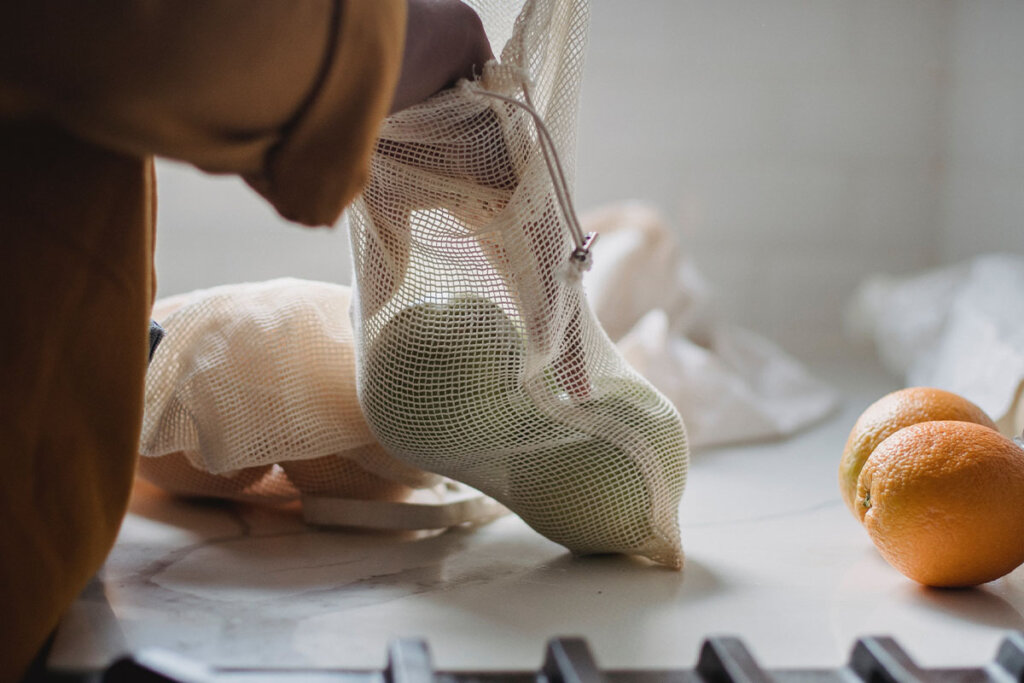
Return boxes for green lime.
[362,297,687,563]
[507,382,687,557]
[361,295,545,458]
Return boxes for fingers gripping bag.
[348,0,689,567]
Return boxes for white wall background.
[154,0,1024,361]
[940,1,1024,263]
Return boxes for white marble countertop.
[47,359,1024,675]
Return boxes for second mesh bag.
[348,0,689,567]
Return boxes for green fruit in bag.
[362,296,686,565]
[507,383,687,561]
[361,295,543,460]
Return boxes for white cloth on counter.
[846,253,1024,437]
[582,203,838,448]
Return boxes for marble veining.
[48,360,1024,674]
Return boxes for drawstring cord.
[471,85,597,273]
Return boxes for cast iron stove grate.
[63,631,1024,683]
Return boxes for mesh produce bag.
[348,0,689,567]
[139,279,507,529]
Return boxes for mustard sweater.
[0,2,405,678]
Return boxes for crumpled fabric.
[583,203,839,448]
[140,279,441,495]
[846,253,1024,437]
[139,278,512,531]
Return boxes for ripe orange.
[838,387,997,517]
[858,420,1024,587]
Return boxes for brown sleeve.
[0,0,406,227]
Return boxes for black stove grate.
[68,632,1024,683]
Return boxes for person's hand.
[389,0,493,114]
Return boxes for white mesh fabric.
[348,0,689,567]
[140,279,440,496]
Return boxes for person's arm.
[0,0,492,226]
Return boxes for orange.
[858,420,1024,587]
[839,387,997,517]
